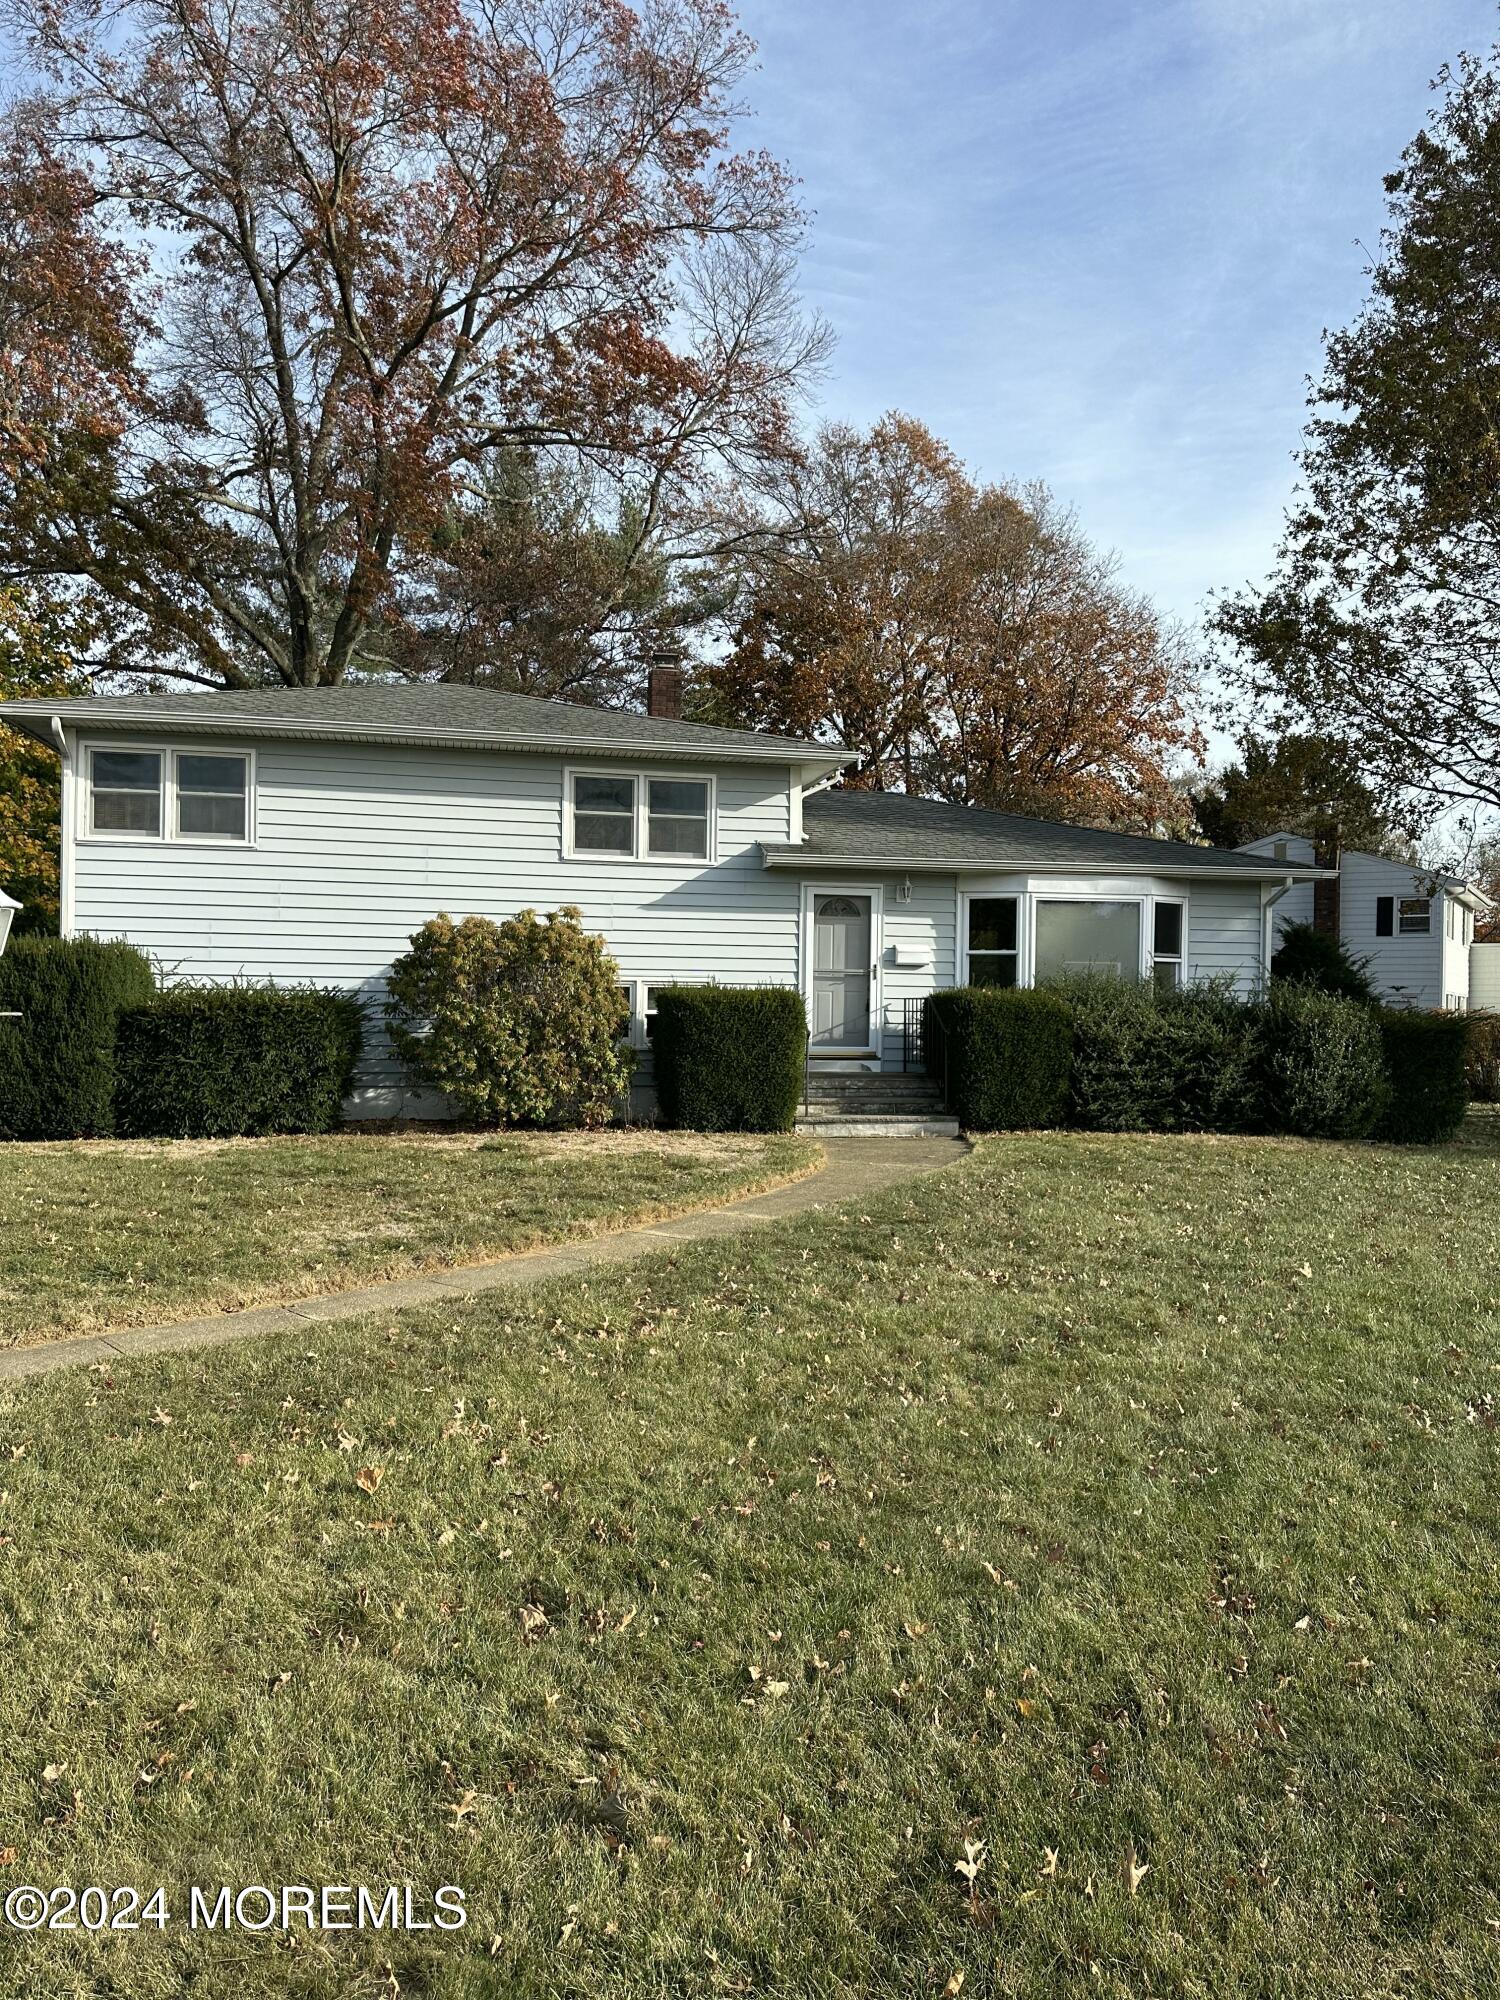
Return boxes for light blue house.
[1,682,1325,1118]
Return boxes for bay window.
[1151,900,1184,992]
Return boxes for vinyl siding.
[67,734,803,1114]
[1237,834,1315,939]
[1338,851,1445,1010]
[877,874,959,1065]
[1183,882,1267,993]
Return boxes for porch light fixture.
[0,889,19,958]
[896,875,913,904]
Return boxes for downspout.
[49,717,73,937]
[1260,875,1297,991]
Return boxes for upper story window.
[176,754,248,840]
[566,769,714,863]
[85,744,252,843]
[90,749,163,835]
[647,779,709,858]
[1398,896,1431,935]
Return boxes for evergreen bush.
[653,986,807,1131]
[0,935,155,1139]
[923,988,1071,1129]
[115,985,363,1137]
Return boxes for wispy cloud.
[739,0,1494,628]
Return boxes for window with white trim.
[1151,899,1185,993]
[643,984,668,1040]
[966,896,1019,987]
[572,773,636,855]
[646,779,709,858]
[1398,896,1431,935]
[90,748,163,835]
[567,770,714,862]
[176,752,248,840]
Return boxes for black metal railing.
[901,997,927,1074]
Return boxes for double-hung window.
[176,753,249,840]
[1151,900,1185,992]
[90,749,164,835]
[86,745,252,842]
[1398,896,1431,936]
[966,897,1019,986]
[568,771,713,862]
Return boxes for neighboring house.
[0,682,1326,1117]
[1238,831,1492,1011]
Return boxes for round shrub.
[1261,985,1389,1140]
[1271,921,1376,1003]
[385,907,632,1128]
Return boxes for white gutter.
[1259,874,1301,986]
[49,716,73,937]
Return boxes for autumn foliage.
[1,0,821,687]
[710,415,1203,831]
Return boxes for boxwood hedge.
[923,987,1072,1130]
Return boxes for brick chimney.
[646,649,685,721]
[1312,831,1341,938]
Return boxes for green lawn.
[2,1123,1499,1996]
[0,1129,817,1346]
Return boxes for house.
[1237,831,1492,1012]
[1,680,1328,1119]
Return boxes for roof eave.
[761,846,1337,880]
[2,703,849,773]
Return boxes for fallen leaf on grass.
[356,1465,385,1495]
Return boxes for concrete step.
[795,1112,962,1140]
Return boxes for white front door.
[812,893,874,1050]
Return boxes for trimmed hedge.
[923,988,1072,1130]
[653,985,806,1132]
[1376,1009,1470,1144]
[0,935,155,1139]
[1260,984,1389,1140]
[115,985,364,1138]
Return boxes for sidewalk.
[0,1136,970,1382]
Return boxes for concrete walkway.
[0,1137,970,1383]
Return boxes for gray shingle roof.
[0,682,846,768]
[769,789,1325,875]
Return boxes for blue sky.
[739,0,1495,635]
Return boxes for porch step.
[794,1111,962,1140]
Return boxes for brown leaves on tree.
[710,414,1202,833]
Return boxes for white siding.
[1338,851,1445,1010]
[1238,833,1315,939]
[877,874,959,1066]
[1184,882,1268,993]
[1471,942,1500,1012]
[67,733,804,1114]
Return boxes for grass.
[0,1129,818,1347]
[2,1122,1499,1996]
